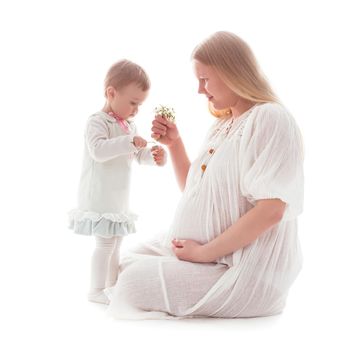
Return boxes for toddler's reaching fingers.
[133,136,147,149]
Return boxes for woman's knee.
[114,259,166,311]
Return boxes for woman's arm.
[172,198,286,262]
[151,115,190,191]
[167,137,191,191]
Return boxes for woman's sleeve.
[85,116,137,162]
[239,104,304,220]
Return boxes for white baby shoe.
[88,290,110,305]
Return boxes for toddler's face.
[109,83,148,119]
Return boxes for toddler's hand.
[133,136,147,149]
[151,145,167,166]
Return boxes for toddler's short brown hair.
[104,59,150,96]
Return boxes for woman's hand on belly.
[171,239,214,263]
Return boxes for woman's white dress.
[106,102,304,319]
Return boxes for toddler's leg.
[106,236,123,288]
[89,235,117,304]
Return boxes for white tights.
[89,235,123,295]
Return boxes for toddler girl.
[69,59,166,304]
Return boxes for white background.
[0,0,349,349]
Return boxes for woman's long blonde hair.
[192,31,279,118]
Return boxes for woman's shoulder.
[249,102,296,129]
[254,102,290,118]
[243,102,302,148]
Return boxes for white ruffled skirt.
[68,209,137,237]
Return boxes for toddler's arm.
[135,145,167,166]
[86,116,137,162]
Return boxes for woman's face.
[193,60,240,110]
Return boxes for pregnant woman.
[106,31,304,319]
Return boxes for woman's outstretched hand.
[171,238,213,263]
[151,115,179,147]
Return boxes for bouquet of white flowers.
[154,105,176,123]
